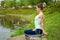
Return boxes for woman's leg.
[36,29,43,34]
[24,29,36,35]
[24,29,36,40]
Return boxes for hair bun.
[43,2,46,7]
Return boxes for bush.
[43,2,60,14]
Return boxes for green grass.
[10,9,60,40]
[0,9,35,15]
[45,12,60,40]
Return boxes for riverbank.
[8,35,26,40]
[0,2,60,40]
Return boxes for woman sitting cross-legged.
[24,3,47,36]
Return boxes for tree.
[4,0,13,8]
[1,1,5,8]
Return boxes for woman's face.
[36,6,40,12]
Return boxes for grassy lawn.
[45,12,60,40]
[10,9,60,40]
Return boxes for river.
[0,24,15,40]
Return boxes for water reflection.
[0,24,15,40]
[0,15,30,30]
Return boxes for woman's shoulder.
[39,13,44,17]
[38,13,45,19]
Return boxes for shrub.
[43,2,60,14]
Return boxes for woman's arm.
[40,15,47,35]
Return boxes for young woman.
[24,3,47,36]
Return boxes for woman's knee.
[24,30,32,34]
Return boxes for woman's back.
[34,13,44,29]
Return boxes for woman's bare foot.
[44,32,48,36]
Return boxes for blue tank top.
[34,14,42,29]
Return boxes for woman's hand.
[33,29,36,31]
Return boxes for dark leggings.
[24,29,43,35]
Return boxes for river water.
[0,24,15,40]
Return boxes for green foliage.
[1,1,5,7]
[4,1,12,8]
[43,2,60,14]
[2,0,53,8]
[0,9,35,15]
